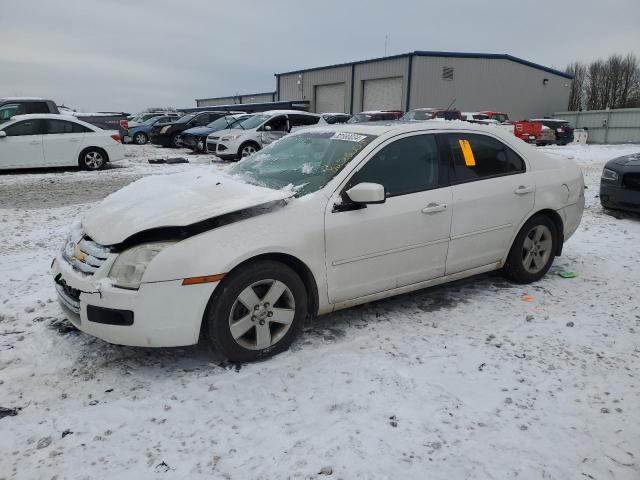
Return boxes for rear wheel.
[133,132,148,145]
[170,134,181,148]
[502,215,558,283]
[79,148,107,170]
[205,260,307,362]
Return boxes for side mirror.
[0,131,6,138]
[264,125,272,131]
[346,182,386,204]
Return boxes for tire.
[204,260,307,362]
[238,142,260,159]
[170,134,181,148]
[502,214,558,284]
[79,148,107,171]
[133,132,148,145]
[195,138,205,152]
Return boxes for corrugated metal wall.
[277,54,570,118]
[410,56,570,120]
[196,92,275,107]
[553,108,640,144]
[278,65,352,111]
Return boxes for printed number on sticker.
[331,132,367,142]
[459,139,476,166]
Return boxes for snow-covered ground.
[1,143,639,479]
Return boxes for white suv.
[207,110,322,160]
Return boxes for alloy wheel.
[228,279,295,350]
[241,145,257,157]
[84,151,104,170]
[521,225,553,274]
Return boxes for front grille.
[54,276,81,315]
[622,173,640,191]
[206,142,217,153]
[63,236,111,275]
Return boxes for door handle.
[421,203,448,214]
[514,186,534,195]
[69,138,80,142]
[29,141,40,145]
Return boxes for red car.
[347,110,404,123]
[478,111,510,123]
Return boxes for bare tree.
[570,53,640,110]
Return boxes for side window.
[447,133,525,183]
[352,134,441,197]
[3,120,41,136]
[0,103,27,122]
[72,123,92,133]
[26,102,50,114]
[45,119,72,134]
[265,116,288,132]
[290,114,320,126]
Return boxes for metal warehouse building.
[274,51,572,120]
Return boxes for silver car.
[207,110,323,160]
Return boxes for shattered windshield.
[228,131,377,196]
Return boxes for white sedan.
[51,122,584,362]
[0,114,124,170]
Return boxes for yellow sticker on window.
[458,139,476,167]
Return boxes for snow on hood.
[82,169,294,245]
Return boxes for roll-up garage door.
[315,83,346,113]
[362,77,403,111]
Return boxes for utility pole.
[384,34,389,56]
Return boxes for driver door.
[324,133,452,304]
[260,115,289,146]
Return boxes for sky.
[1,0,638,113]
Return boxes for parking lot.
[0,143,638,479]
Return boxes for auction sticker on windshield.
[330,132,368,142]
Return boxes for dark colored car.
[529,118,574,145]
[0,98,59,122]
[119,115,179,145]
[401,108,462,121]
[600,153,640,213]
[180,113,249,152]
[347,110,403,123]
[150,111,228,147]
[321,113,351,124]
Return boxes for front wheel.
[205,260,307,362]
[80,148,107,170]
[239,143,260,159]
[502,215,558,283]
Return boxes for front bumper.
[600,182,640,213]
[51,255,217,347]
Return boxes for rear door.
[42,119,90,166]
[444,132,533,274]
[0,119,44,169]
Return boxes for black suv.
[529,118,574,145]
[0,98,59,122]
[150,111,227,148]
[600,153,640,213]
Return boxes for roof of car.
[294,119,515,137]
[357,110,402,115]
[530,118,568,122]
[261,110,320,116]
[4,113,81,122]
[0,97,47,102]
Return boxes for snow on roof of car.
[261,110,321,116]
[0,97,46,101]
[358,110,402,114]
[530,118,568,122]
[291,119,516,138]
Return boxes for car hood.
[182,126,214,136]
[610,153,640,168]
[82,169,294,246]
[209,127,246,139]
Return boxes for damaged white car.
[52,122,584,362]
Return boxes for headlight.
[160,126,171,134]
[221,134,242,141]
[601,168,619,182]
[108,242,175,289]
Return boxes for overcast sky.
[2,0,638,113]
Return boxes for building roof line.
[195,91,276,102]
[274,51,573,79]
